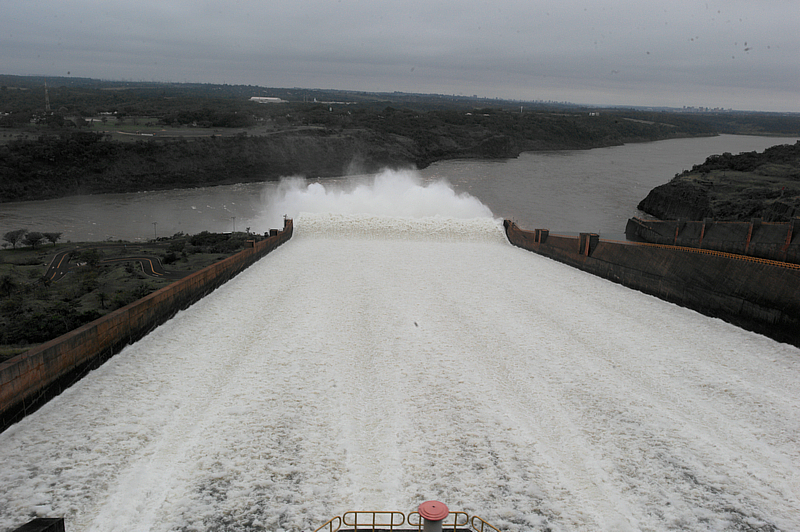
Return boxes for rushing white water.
[1,174,799,532]
[255,168,496,230]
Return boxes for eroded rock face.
[637,180,712,220]
[638,142,800,222]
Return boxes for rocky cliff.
[638,141,800,222]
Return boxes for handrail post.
[418,501,449,532]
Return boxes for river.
[1,135,797,242]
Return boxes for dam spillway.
[1,213,799,532]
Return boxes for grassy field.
[0,232,259,362]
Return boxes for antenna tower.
[44,82,51,112]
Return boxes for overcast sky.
[2,0,798,112]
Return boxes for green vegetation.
[0,231,263,361]
[638,141,800,221]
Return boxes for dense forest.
[3,75,800,203]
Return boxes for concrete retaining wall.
[0,220,293,431]
[626,217,800,264]
[506,220,800,347]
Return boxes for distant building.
[249,97,285,104]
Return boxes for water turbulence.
[1,170,800,531]
[260,168,498,226]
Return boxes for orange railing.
[342,510,406,530]
[407,511,469,531]
[315,515,342,532]
[470,515,501,532]
[631,241,800,270]
[314,510,499,532]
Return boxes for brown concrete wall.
[506,220,800,347]
[626,217,800,264]
[0,220,293,431]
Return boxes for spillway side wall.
[505,220,800,347]
[0,220,293,431]
[625,217,800,264]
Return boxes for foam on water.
[261,168,507,242]
[295,212,507,243]
[257,168,496,229]
[2,169,800,532]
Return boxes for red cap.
[418,500,449,522]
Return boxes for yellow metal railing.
[342,510,406,530]
[314,510,499,532]
[634,241,800,270]
[407,511,469,531]
[314,515,342,532]
[598,233,800,271]
[470,516,501,532]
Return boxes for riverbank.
[1,109,716,203]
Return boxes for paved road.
[44,250,73,282]
[100,256,168,277]
[44,247,181,283]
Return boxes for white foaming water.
[1,173,800,532]
[295,213,506,243]
[257,168,496,229]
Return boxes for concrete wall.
[506,220,800,347]
[626,217,800,264]
[0,220,293,431]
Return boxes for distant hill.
[638,141,800,222]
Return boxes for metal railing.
[342,510,406,530]
[315,515,342,532]
[407,511,469,530]
[313,510,498,532]
[633,241,800,270]
[470,516,501,532]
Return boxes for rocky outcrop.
[637,142,800,222]
[637,180,712,220]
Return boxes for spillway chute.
[294,213,507,243]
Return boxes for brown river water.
[1,134,797,243]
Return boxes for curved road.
[44,247,177,283]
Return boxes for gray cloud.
[2,0,798,111]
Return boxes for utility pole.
[152,222,157,239]
[231,217,236,232]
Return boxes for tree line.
[3,229,62,249]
